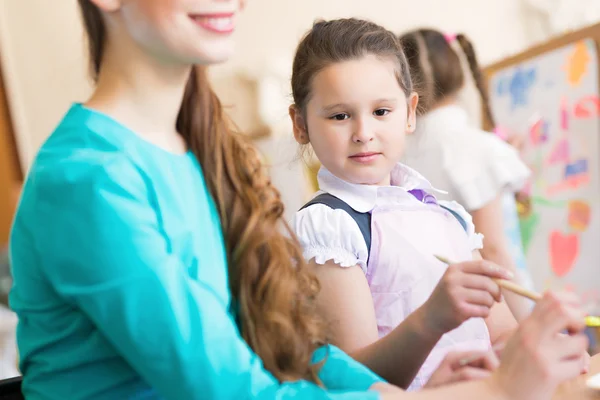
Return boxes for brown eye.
[374,109,390,117]
[331,113,350,121]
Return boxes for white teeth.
[203,17,232,29]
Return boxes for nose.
[352,118,375,143]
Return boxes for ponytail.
[400,29,463,115]
[177,67,326,383]
[456,34,495,128]
[400,32,434,114]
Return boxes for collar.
[317,163,447,213]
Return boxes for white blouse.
[401,105,531,211]
[293,164,483,272]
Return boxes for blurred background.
[1,0,600,379]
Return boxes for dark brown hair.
[77,0,326,383]
[399,29,495,126]
[291,18,414,116]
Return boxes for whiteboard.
[489,39,600,304]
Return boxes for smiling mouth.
[190,13,235,34]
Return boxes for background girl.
[399,29,533,321]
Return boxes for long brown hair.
[399,29,495,126]
[292,19,414,117]
[77,1,326,383]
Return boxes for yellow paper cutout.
[564,41,591,87]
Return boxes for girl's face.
[291,55,418,186]
[92,0,245,66]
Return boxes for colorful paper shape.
[564,159,588,179]
[560,96,569,131]
[568,200,591,232]
[564,41,591,87]
[505,67,537,109]
[529,118,549,145]
[519,211,540,254]
[574,95,600,118]
[547,173,590,196]
[548,138,569,165]
[549,231,579,277]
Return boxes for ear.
[289,105,310,145]
[89,0,122,12]
[406,92,419,134]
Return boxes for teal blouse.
[8,104,383,399]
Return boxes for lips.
[349,152,381,164]
[191,13,235,34]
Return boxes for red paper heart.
[549,231,579,277]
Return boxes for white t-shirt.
[401,104,531,211]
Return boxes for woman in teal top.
[8,1,589,399]
[10,102,382,399]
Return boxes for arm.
[379,380,508,400]
[312,253,517,389]
[312,260,447,389]
[36,158,380,400]
[471,250,518,346]
[379,292,589,400]
[471,194,531,321]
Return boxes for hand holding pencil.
[434,254,599,328]
[417,256,516,336]
[434,255,541,301]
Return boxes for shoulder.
[17,132,152,241]
[30,142,146,204]
[30,104,150,196]
[293,200,369,272]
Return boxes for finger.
[542,310,585,338]
[550,290,582,306]
[544,292,586,335]
[442,350,489,370]
[532,292,586,337]
[582,352,591,374]
[450,367,492,383]
[460,275,502,302]
[467,350,500,372]
[456,261,514,281]
[549,357,586,382]
[553,334,589,361]
[535,291,582,312]
[492,341,507,359]
[462,288,496,309]
[458,303,492,319]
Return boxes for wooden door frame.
[483,22,600,130]
[0,60,22,245]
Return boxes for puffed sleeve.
[293,204,369,273]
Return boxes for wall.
[220,0,531,75]
[0,0,532,171]
[522,0,600,45]
[0,0,93,169]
